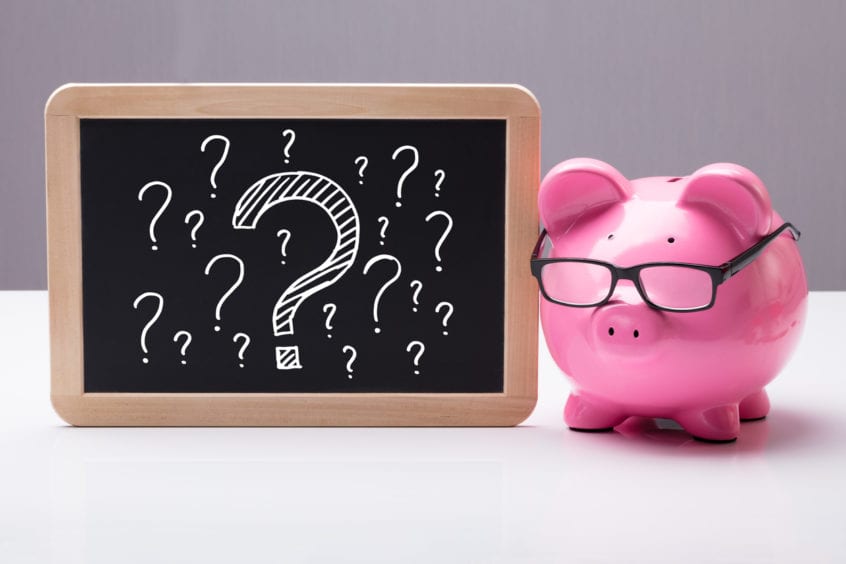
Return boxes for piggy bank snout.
[591,302,664,352]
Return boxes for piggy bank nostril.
[608,327,615,336]
[634,329,640,338]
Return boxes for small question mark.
[137,181,173,251]
[323,303,337,339]
[184,210,204,248]
[132,291,163,364]
[200,135,230,199]
[233,332,251,368]
[362,254,402,334]
[391,145,419,207]
[377,216,389,246]
[282,129,296,164]
[410,280,423,312]
[435,302,454,335]
[406,341,425,375]
[355,156,368,185]
[203,254,245,332]
[434,169,446,197]
[173,330,192,365]
[424,210,454,272]
[342,345,357,379]
[277,229,292,264]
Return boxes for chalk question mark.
[233,171,360,371]
[277,229,292,264]
[132,291,163,364]
[323,303,337,339]
[200,135,230,199]
[406,341,425,375]
[233,332,250,368]
[363,254,402,334]
[377,216,389,246]
[282,129,296,164]
[391,145,419,207]
[410,280,423,312]
[184,210,204,248]
[434,169,446,197]
[173,330,192,365]
[435,302,454,335]
[355,156,368,185]
[424,210,454,272]
[203,254,245,332]
[342,345,357,379]
[137,181,172,251]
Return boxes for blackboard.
[46,84,539,425]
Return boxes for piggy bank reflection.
[532,158,807,442]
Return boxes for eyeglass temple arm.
[531,228,548,260]
[722,222,800,280]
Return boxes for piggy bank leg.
[676,405,741,443]
[739,389,770,421]
[564,394,628,432]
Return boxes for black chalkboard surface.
[46,84,539,426]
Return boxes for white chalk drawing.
[200,135,230,199]
[137,181,173,251]
[391,145,419,207]
[277,229,292,264]
[233,171,360,370]
[323,303,337,339]
[203,253,245,332]
[406,340,425,375]
[434,169,446,198]
[424,210,454,272]
[342,345,357,379]
[173,330,192,365]
[282,129,296,164]
[355,156,368,185]
[410,280,423,312]
[377,216,389,246]
[362,254,402,334]
[233,332,251,368]
[184,210,204,248]
[435,301,454,335]
[132,291,164,364]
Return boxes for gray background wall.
[2,0,844,290]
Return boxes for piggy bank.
[532,158,807,442]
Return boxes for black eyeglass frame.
[530,222,800,313]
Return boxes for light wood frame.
[45,84,540,426]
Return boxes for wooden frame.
[45,84,540,426]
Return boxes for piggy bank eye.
[667,237,676,244]
[607,233,615,240]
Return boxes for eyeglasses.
[530,222,800,312]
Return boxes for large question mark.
[233,332,251,368]
[377,216,389,246]
[132,291,163,364]
[342,345,357,379]
[355,156,368,185]
[362,254,402,334]
[203,254,245,332]
[184,210,204,249]
[406,341,425,375]
[424,210,454,272]
[137,181,172,251]
[173,330,192,365]
[282,129,296,164]
[410,280,423,312]
[233,171,360,370]
[435,301,454,335]
[200,135,230,199]
[391,145,419,207]
[277,229,292,264]
[434,169,446,198]
[323,303,337,339]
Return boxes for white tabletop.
[1,291,844,563]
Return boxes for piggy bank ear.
[679,163,772,238]
[538,158,631,235]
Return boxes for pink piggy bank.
[532,158,807,442]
